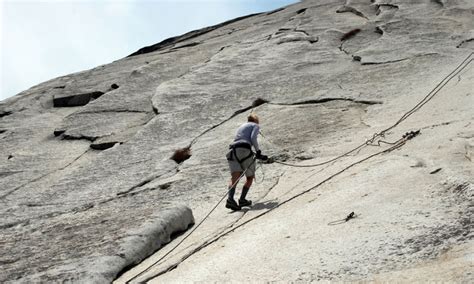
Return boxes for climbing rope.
[126,52,472,282]
[140,136,410,281]
[263,52,473,168]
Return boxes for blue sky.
[0,0,298,101]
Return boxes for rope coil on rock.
[264,52,473,168]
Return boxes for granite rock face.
[1,0,473,282]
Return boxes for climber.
[225,113,268,211]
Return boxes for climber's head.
[247,113,259,124]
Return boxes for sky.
[0,0,298,101]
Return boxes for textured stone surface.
[1,0,473,282]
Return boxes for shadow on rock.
[249,201,280,211]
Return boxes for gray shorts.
[226,148,256,177]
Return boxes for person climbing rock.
[226,113,268,211]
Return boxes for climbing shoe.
[239,199,252,207]
[225,199,241,211]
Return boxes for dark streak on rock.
[430,168,442,174]
[53,130,66,137]
[431,0,444,7]
[0,258,20,265]
[62,134,97,142]
[275,28,292,35]
[0,110,12,118]
[128,13,262,57]
[0,171,20,178]
[375,26,384,35]
[361,53,438,65]
[271,97,382,106]
[336,6,369,20]
[159,182,172,190]
[171,147,192,164]
[78,109,149,115]
[375,3,399,15]
[277,36,318,45]
[296,8,307,15]
[362,58,408,65]
[456,38,474,48]
[252,98,269,108]
[90,142,119,151]
[53,91,104,108]
[341,28,361,41]
[0,129,6,134]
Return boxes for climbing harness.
[227,142,254,163]
[126,52,473,283]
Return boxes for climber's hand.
[256,150,268,161]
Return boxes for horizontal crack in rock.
[296,8,307,15]
[270,97,382,106]
[277,36,318,45]
[62,134,97,142]
[77,109,150,114]
[53,91,104,108]
[360,53,438,65]
[90,141,119,150]
[336,6,369,20]
[341,28,361,41]
[375,3,399,15]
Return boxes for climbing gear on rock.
[328,212,358,226]
[345,211,355,222]
[402,130,420,140]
